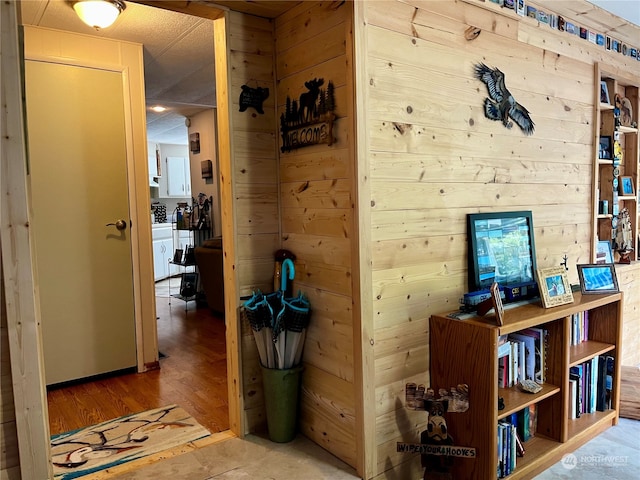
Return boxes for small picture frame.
[596,240,614,264]
[577,264,619,294]
[189,132,200,154]
[537,266,574,308]
[179,272,199,298]
[172,248,184,264]
[600,81,610,104]
[490,282,504,326]
[201,159,213,179]
[183,246,196,266]
[598,136,612,159]
[619,176,635,196]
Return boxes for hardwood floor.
[620,365,640,420]
[47,289,228,436]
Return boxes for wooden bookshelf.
[593,63,639,263]
[429,292,623,479]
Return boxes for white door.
[25,60,137,385]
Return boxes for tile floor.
[533,417,640,479]
[108,418,639,479]
[110,433,359,480]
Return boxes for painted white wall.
[188,109,221,237]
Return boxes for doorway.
[20,2,231,440]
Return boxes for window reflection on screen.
[582,267,615,291]
[474,216,534,288]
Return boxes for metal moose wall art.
[280,78,336,152]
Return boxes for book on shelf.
[570,365,583,417]
[596,355,607,411]
[511,341,519,387]
[571,311,589,345]
[585,360,592,414]
[520,327,547,384]
[498,342,511,388]
[497,420,519,478]
[569,355,612,418]
[508,333,536,381]
[498,334,541,388]
[516,404,537,441]
[497,422,503,479]
[605,355,615,410]
[569,378,578,419]
[590,356,598,413]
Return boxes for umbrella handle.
[281,258,295,292]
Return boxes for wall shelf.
[592,63,639,263]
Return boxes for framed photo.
[184,246,196,265]
[201,159,213,179]
[179,272,199,298]
[598,136,612,159]
[537,266,574,308]
[619,176,635,196]
[172,248,184,264]
[600,81,610,104]
[490,282,504,326]
[189,132,200,154]
[577,264,619,294]
[596,240,614,264]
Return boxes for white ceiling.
[20,0,216,145]
[588,1,640,26]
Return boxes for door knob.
[106,219,127,231]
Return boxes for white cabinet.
[152,224,173,281]
[166,156,191,197]
[148,144,159,187]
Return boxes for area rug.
[51,405,210,479]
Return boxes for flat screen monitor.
[467,211,538,293]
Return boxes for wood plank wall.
[0,277,20,480]
[617,262,640,366]
[357,0,640,477]
[275,1,358,469]
[220,11,280,433]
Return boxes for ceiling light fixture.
[73,0,126,30]
[150,105,167,113]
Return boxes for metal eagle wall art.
[474,63,535,135]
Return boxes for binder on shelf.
[605,355,615,409]
[596,355,607,411]
[570,365,583,417]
